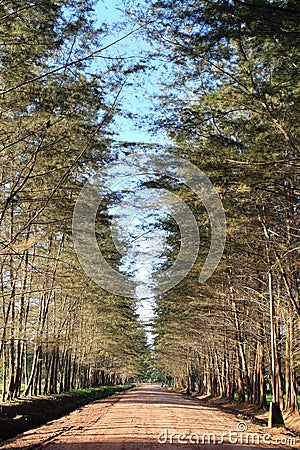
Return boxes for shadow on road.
[119,386,204,409]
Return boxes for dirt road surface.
[0,385,298,450]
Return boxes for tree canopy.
[0,0,299,418]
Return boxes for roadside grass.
[265,394,300,409]
[0,384,131,401]
[233,392,300,409]
[69,385,131,400]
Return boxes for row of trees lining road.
[1,0,299,418]
[0,1,148,401]
[128,0,300,413]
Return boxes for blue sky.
[92,1,170,328]
[94,0,167,145]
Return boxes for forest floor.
[0,384,298,450]
[192,394,300,437]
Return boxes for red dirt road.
[0,385,298,450]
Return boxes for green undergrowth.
[69,384,131,399]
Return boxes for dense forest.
[137,0,300,414]
[0,0,299,422]
[0,0,148,401]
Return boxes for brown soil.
[0,384,298,449]
[0,387,128,441]
[0,394,88,441]
[193,394,300,436]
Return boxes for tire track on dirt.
[0,396,121,449]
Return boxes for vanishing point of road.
[0,385,297,450]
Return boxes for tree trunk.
[23,344,42,397]
[284,306,299,413]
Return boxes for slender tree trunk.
[235,344,245,402]
[23,344,42,396]
[284,306,299,413]
[2,343,7,402]
[253,324,266,408]
[274,292,284,409]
